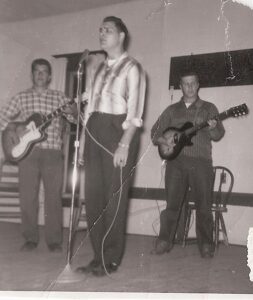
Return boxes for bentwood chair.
[182,166,234,251]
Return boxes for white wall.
[0,0,252,245]
[127,0,253,245]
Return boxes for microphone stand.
[57,61,85,283]
[67,62,83,263]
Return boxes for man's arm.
[207,104,225,141]
[114,64,146,168]
[151,107,171,146]
[0,95,21,131]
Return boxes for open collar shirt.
[87,52,146,129]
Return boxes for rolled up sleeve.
[122,64,146,130]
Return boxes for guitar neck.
[186,110,229,135]
[38,100,74,129]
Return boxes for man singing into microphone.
[76,16,146,277]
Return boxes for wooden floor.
[0,221,252,299]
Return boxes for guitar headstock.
[228,103,249,118]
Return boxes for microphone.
[78,49,89,66]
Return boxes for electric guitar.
[158,103,249,160]
[2,99,75,162]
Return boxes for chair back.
[212,166,234,208]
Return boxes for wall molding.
[129,187,253,207]
[62,187,253,207]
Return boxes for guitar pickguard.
[2,99,76,162]
[11,121,43,159]
[158,122,194,160]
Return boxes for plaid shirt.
[0,88,72,150]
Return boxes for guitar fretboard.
[38,100,74,129]
[185,103,248,136]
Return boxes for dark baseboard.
[62,187,253,207]
[129,187,253,207]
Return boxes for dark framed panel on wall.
[169,48,253,90]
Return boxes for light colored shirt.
[87,52,146,129]
[0,88,73,150]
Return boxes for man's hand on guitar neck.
[62,102,77,116]
[64,92,89,122]
[207,119,217,130]
[74,91,89,105]
[62,102,79,124]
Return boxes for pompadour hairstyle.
[103,16,129,50]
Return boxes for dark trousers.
[159,155,214,250]
[84,112,139,265]
[18,148,63,246]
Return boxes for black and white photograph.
[0,0,252,299]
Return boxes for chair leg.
[214,211,220,251]
[220,213,229,246]
[182,207,192,248]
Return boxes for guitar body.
[2,113,47,162]
[2,99,76,163]
[157,103,249,161]
[158,122,195,160]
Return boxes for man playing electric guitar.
[0,58,76,252]
[151,70,225,258]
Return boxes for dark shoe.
[151,239,173,255]
[48,243,62,253]
[92,262,118,277]
[20,241,37,252]
[75,260,100,274]
[200,244,214,258]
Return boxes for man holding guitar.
[0,58,76,252]
[151,70,225,258]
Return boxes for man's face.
[180,75,199,99]
[99,21,123,52]
[32,64,51,88]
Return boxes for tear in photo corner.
[247,227,253,281]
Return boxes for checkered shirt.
[0,88,73,150]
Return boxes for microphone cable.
[78,113,155,277]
